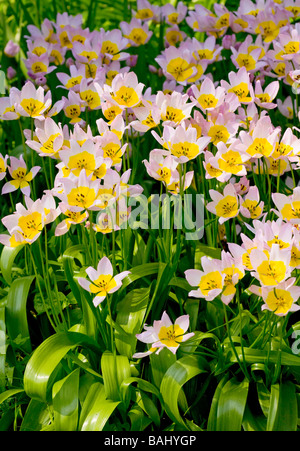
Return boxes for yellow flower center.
[40,133,61,155]
[218,150,244,174]
[59,31,73,49]
[236,53,256,71]
[196,49,214,60]
[65,76,83,89]
[256,21,280,42]
[281,201,300,220]
[208,125,230,145]
[284,41,300,54]
[171,141,200,160]
[199,271,223,295]
[215,195,239,218]
[228,82,251,103]
[242,199,262,219]
[127,28,148,45]
[20,98,45,117]
[18,212,43,241]
[256,260,287,286]
[265,289,293,314]
[198,93,218,110]
[156,165,172,184]
[256,93,271,103]
[32,46,47,56]
[161,106,185,123]
[102,143,123,165]
[89,274,117,295]
[67,186,97,209]
[68,151,96,177]
[166,57,194,82]
[136,8,154,20]
[247,138,274,157]
[79,90,101,110]
[51,49,64,65]
[158,324,184,348]
[168,12,179,24]
[112,86,139,107]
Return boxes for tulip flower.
[2,155,40,196]
[133,311,194,358]
[78,256,130,307]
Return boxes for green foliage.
[1,0,300,433]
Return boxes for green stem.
[106,294,115,354]
[29,245,57,331]
[223,303,249,380]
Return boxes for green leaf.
[24,331,101,403]
[207,375,230,431]
[62,249,82,303]
[149,347,177,389]
[0,388,24,405]
[120,376,162,404]
[20,399,51,432]
[101,351,131,401]
[230,346,300,366]
[128,405,152,431]
[6,275,35,354]
[215,377,249,431]
[267,382,298,431]
[79,382,120,431]
[266,384,280,431]
[121,263,160,289]
[160,355,209,429]
[115,287,150,358]
[135,390,160,427]
[0,244,24,285]
[52,368,80,431]
[195,243,221,263]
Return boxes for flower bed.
[0,0,300,432]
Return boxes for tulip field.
[1,0,300,433]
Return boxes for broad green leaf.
[6,275,35,354]
[230,346,300,366]
[267,382,298,431]
[149,347,177,389]
[62,251,82,304]
[128,405,152,431]
[121,263,160,288]
[160,355,209,429]
[168,277,191,291]
[256,377,271,418]
[242,404,266,432]
[215,377,249,431]
[20,399,51,432]
[266,384,280,431]
[135,389,160,427]
[79,382,120,431]
[24,331,101,403]
[0,244,24,285]
[0,388,24,405]
[52,368,80,431]
[207,375,230,431]
[115,287,150,358]
[101,351,131,401]
[120,377,162,404]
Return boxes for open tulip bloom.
[2,156,40,196]
[77,256,131,307]
[133,311,194,358]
